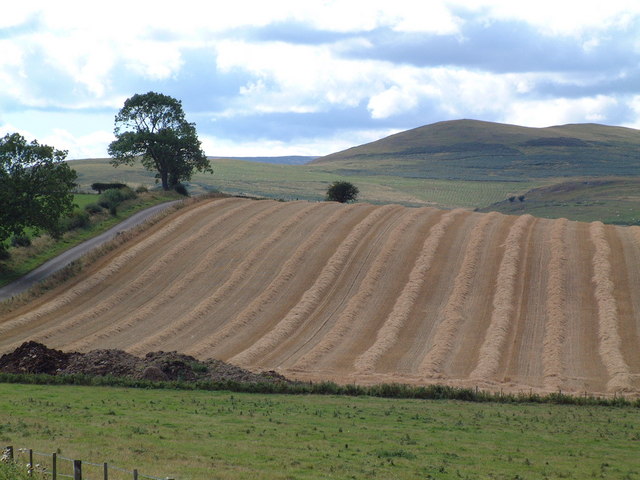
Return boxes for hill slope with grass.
[311,119,640,181]
[2,197,639,397]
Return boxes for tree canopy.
[326,181,359,203]
[108,92,212,190]
[0,133,77,253]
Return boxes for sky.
[1,0,639,159]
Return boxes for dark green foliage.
[10,234,31,248]
[84,202,103,214]
[98,187,137,214]
[108,92,212,190]
[91,182,127,194]
[61,211,90,231]
[326,181,359,203]
[174,184,189,196]
[0,133,77,250]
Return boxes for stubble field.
[1,197,639,397]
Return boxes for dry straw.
[230,204,400,367]
[294,207,432,370]
[353,209,463,375]
[186,203,356,358]
[589,221,632,392]
[542,217,568,390]
[419,212,499,377]
[469,214,533,381]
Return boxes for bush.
[91,182,127,194]
[98,187,137,213]
[84,203,103,214]
[10,234,31,247]
[135,185,148,193]
[174,184,189,196]
[326,181,359,203]
[62,211,90,231]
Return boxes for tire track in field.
[542,218,568,390]
[469,214,533,382]
[127,202,321,355]
[589,221,633,392]
[353,209,463,375]
[418,212,499,377]
[69,200,295,353]
[290,207,428,370]
[228,204,399,367]
[5,199,261,350]
[185,204,358,358]
[0,198,234,339]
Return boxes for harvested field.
[1,197,639,396]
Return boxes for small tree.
[326,181,359,203]
[108,92,212,190]
[0,133,77,256]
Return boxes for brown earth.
[1,197,639,397]
[0,341,291,384]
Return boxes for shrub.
[84,203,103,214]
[10,234,31,248]
[91,182,127,194]
[326,181,359,203]
[62,211,90,231]
[98,187,137,213]
[174,184,189,196]
[135,185,148,193]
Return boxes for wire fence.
[2,446,174,480]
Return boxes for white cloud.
[505,95,620,127]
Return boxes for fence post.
[52,453,57,480]
[133,468,138,480]
[29,449,33,476]
[73,459,82,480]
[5,446,13,461]
[104,462,108,480]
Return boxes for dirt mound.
[0,341,76,375]
[0,342,294,385]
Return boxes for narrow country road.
[0,200,180,302]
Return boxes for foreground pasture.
[1,384,639,480]
[1,197,640,396]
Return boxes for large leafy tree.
[108,92,212,190]
[0,133,77,253]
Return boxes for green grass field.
[69,158,541,209]
[1,383,639,480]
[480,177,640,225]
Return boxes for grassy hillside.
[69,157,538,208]
[480,177,640,225]
[311,119,640,181]
[2,383,639,480]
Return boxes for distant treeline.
[90,182,127,194]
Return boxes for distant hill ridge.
[311,119,640,181]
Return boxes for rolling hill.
[311,119,640,181]
[2,197,639,396]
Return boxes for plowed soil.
[2,197,639,396]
